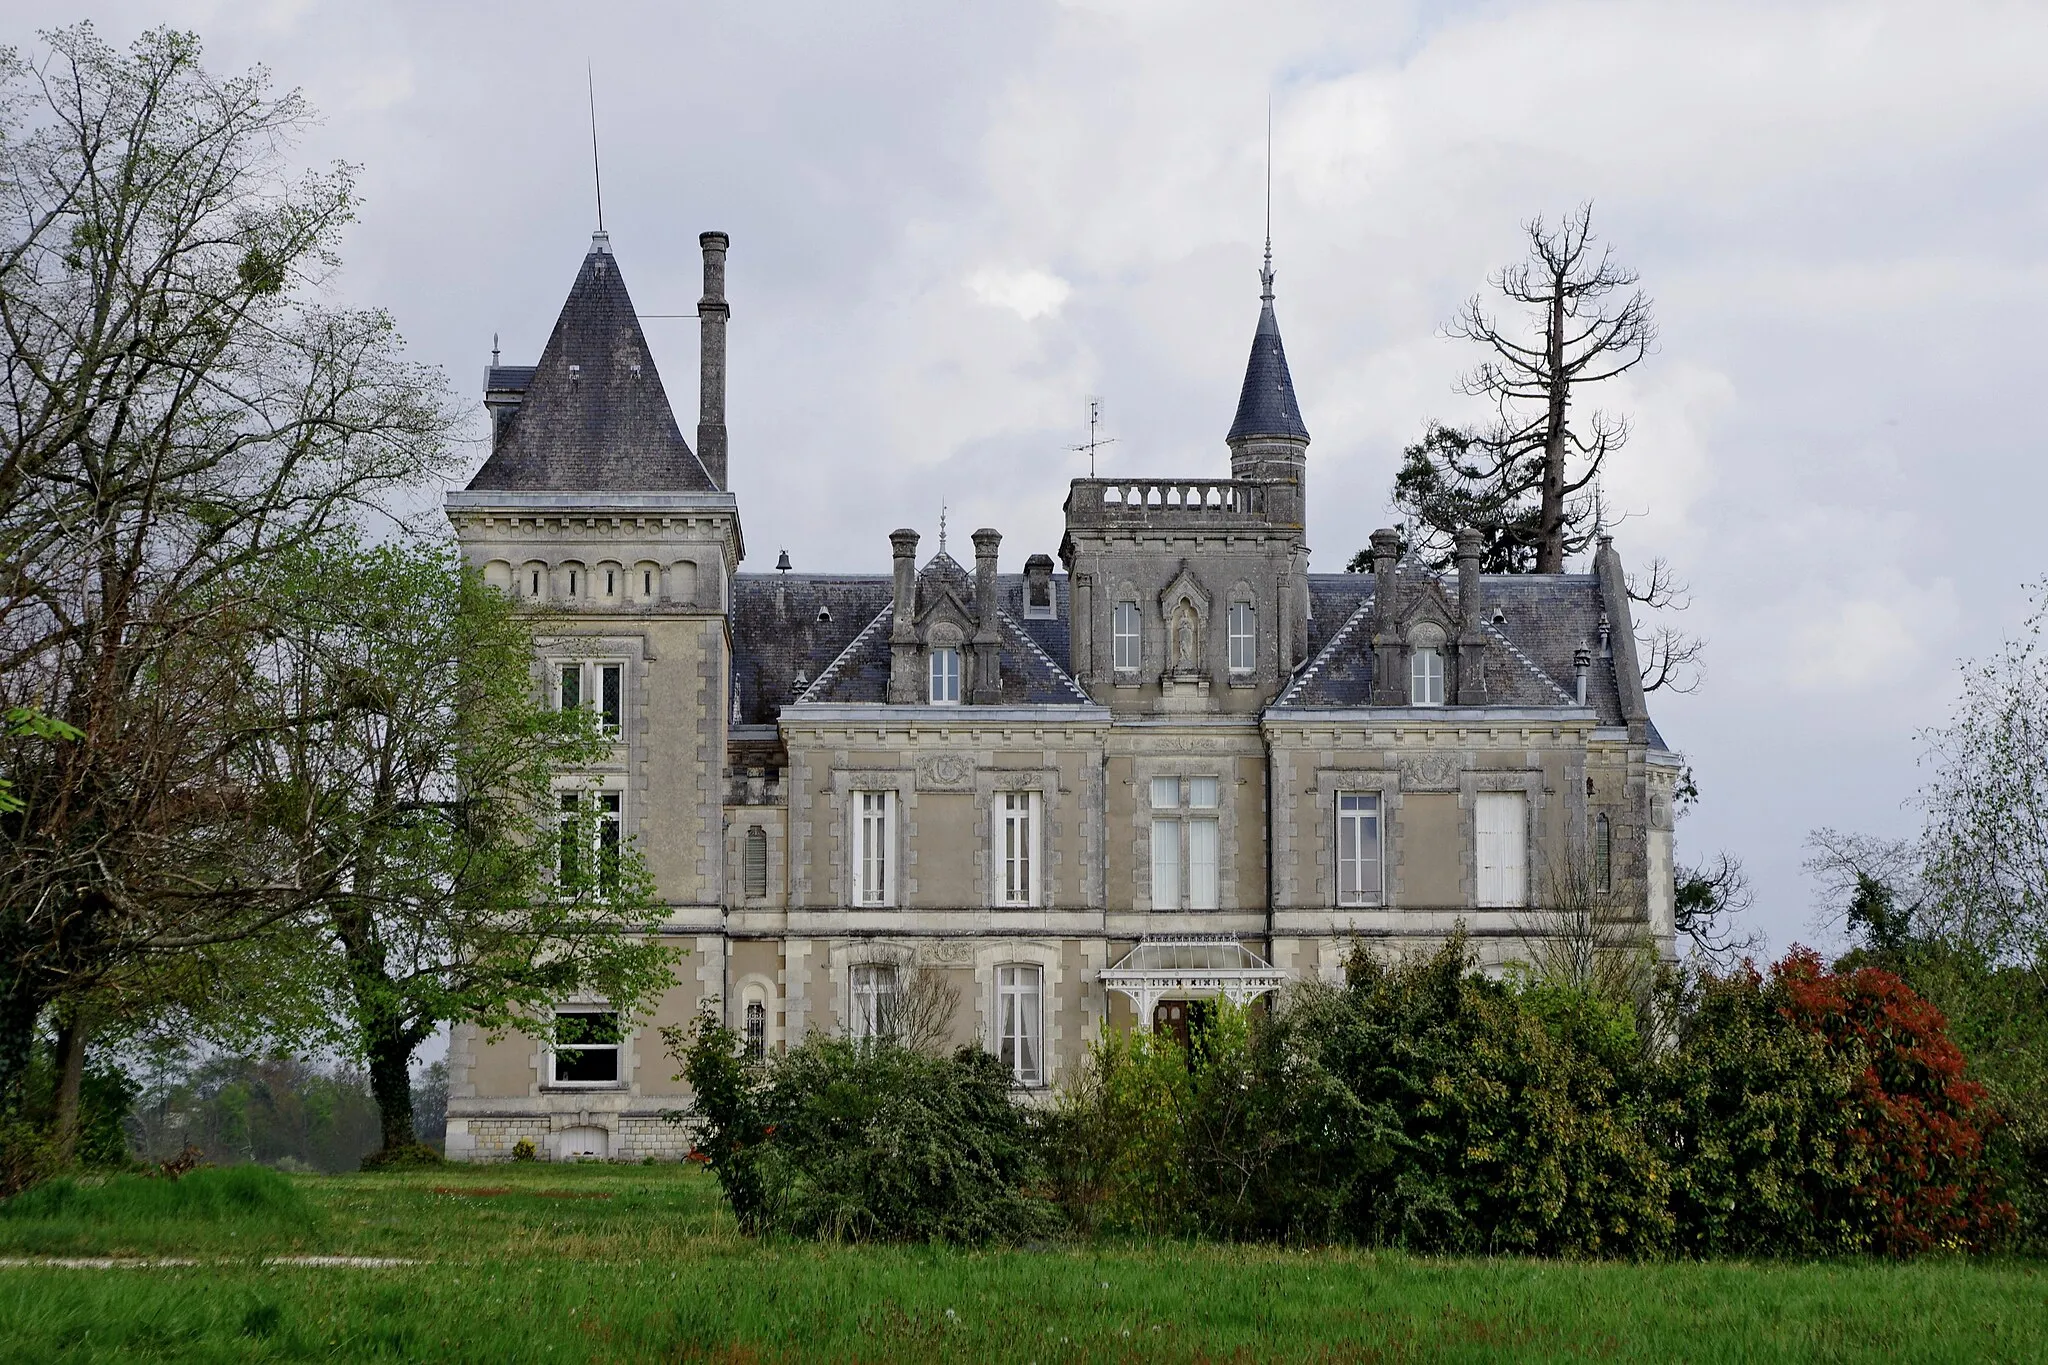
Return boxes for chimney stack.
[971,528,1002,703]
[1369,528,1404,704]
[1453,527,1489,704]
[887,529,921,703]
[1574,645,1591,706]
[697,231,730,490]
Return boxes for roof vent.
[815,605,831,623]
[629,361,641,378]
[568,363,581,384]
[1491,606,1505,625]
[793,669,809,691]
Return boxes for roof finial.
[1260,98,1275,303]
[586,60,606,239]
[938,500,948,554]
[491,332,500,366]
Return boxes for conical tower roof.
[468,234,716,493]
[1226,265,1310,445]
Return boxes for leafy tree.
[0,25,452,1137]
[245,536,677,1158]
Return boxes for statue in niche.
[1174,606,1197,669]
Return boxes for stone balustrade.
[1064,478,1271,528]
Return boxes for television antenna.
[1070,398,1117,477]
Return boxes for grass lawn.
[0,1163,2044,1362]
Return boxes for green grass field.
[1,1163,2044,1362]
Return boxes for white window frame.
[1410,647,1445,706]
[1476,791,1528,908]
[929,647,962,704]
[743,996,767,1060]
[1113,601,1141,673]
[849,963,900,1040]
[853,790,896,907]
[996,964,1044,1086]
[557,787,624,899]
[1227,601,1256,673]
[555,660,625,734]
[1336,792,1383,907]
[994,790,1040,907]
[549,1009,624,1088]
[1148,775,1221,911]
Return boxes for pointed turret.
[1226,246,1309,527]
[468,232,716,493]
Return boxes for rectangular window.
[1228,602,1255,673]
[1187,817,1219,910]
[558,663,581,711]
[998,791,1037,906]
[558,793,581,886]
[598,663,622,732]
[597,791,621,898]
[1114,602,1141,672]
[1337,792,1382,906]
[997,965,1044,1085]
[850,963,899,1040]
[1150,819,1180,910]
[856,790,894,906]
[1476,791,1527,908]
[1410,648,1445,706]
[1187,776,1219,809]
[1150,776,1180,810]
[551,1011,622,1086]
[929,648,961,704]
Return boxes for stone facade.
[441,230,1681,1162]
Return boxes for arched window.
[743,825,768,899]
[1410,648,1445,706]
[1594,814,1612,893]
[1113,601,1141,672]
[744,999,766,1060]
[997,965,1044,1085]
[929,647,962,703]
[1227,602,1255,673]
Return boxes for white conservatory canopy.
[1098,936,1289,1019]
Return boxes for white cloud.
[966,267,1072,321]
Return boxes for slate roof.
[1226,298,1310,444]
[468,237,717,494]
[1277,570,1669,749]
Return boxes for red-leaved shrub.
[1773,949,2013,1255]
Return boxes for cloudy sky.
[18,1,2047,951]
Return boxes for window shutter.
[743,826,768,898]
[1476,792,1526,907]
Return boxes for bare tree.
[0,26,452,1137]
[1520,848,1659,1026]
[1382,204,1703,692]
[894,964,963,1057]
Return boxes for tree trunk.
[0,973,47,1121]
[366,1023,419,1153]
[1536,284,1569,573]
[50,1002,89,1165]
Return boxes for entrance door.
[1151,999,1214,1051]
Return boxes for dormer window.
[1410,647,1445,706]
[929,647,961,704]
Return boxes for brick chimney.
[696,232,729,490]
[1454,527,1488,704]
[1368,528,1404,704]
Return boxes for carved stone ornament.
[1399,752,1461,791]
[916,940,975,966]
[916,753,975,792]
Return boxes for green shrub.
[669,1014,1056,1244]
[359,1142,442,1171]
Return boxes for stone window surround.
[973,766,1062,910]
[1459,768,1547,911]
[1225,579,1258,686]
[1310,767,1399,909]
[1111,579,1143,684]
[1130,759,1240,913]
[733,971,781,1054]
[535,994,633,1096]
[826,768,915,909]
[535,631,650,835]
[823,939,915,1039]
[971,939,1063,1090]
